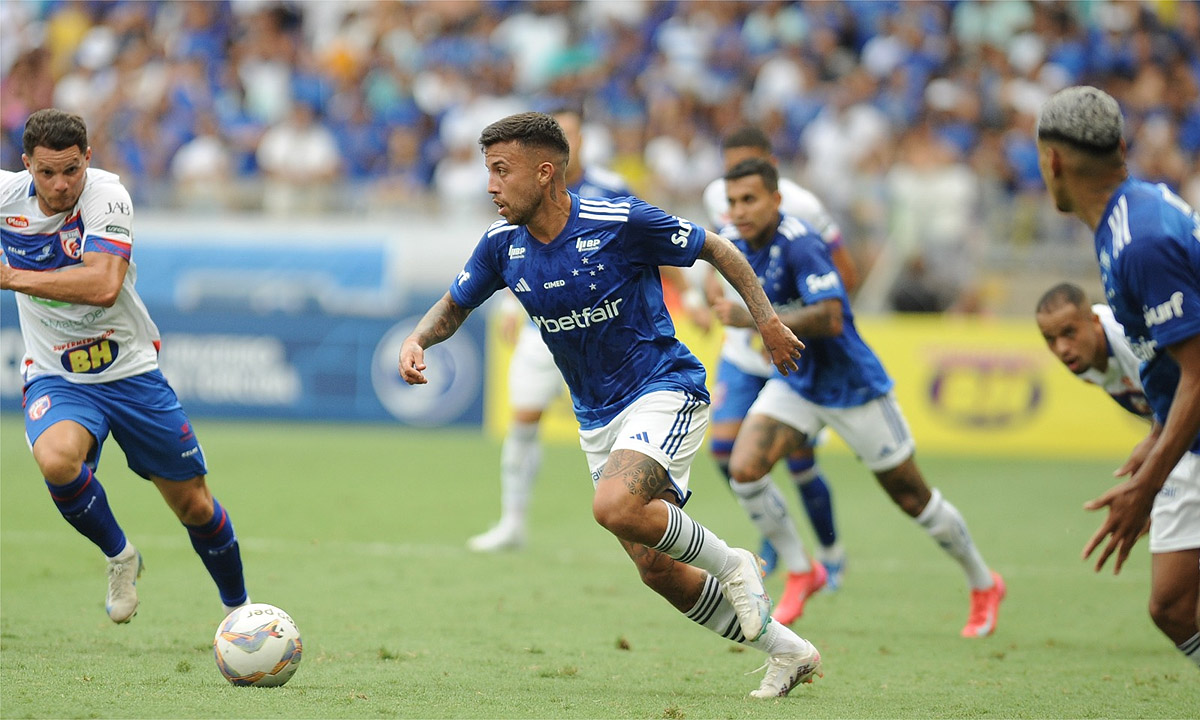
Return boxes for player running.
[399,112,820,697]
[0,109,250,623]
[716,157,1006,637]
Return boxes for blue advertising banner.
[0,216,486,426]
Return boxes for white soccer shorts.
[1150,451,1200,553]
[579,390,710,507]
[508,324,565,412]
[749,380,916,472]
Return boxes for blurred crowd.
[3,0,1199,312]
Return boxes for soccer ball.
[213,603,303,687]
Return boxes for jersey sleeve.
[788,236,843,305]
[1120,225,1200,349]
[448,231,508,309]
[622,198,707,268]
[78,179,134,260]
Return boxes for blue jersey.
[732,213,892,407]
[1095,178,1200,452]
[451,193,709,429]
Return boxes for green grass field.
[1,415,1196,719]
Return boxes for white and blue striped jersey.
[1,168,160,384]
[729,212,892,408]
[451,193,709,429]
[1095,178,1200,451]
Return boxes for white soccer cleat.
[106,545,143,624]
[222,596,252,618]
[467,523,526,552]
[717,548,771,642]
[749,645,822,699]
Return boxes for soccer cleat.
[771,562,827,626]
[961,570,1006,638]
[467,523,526,553]
[717,548,772,642]
[758,537,779,577]
[749,645,822,698]
[820,555,845,592]
[222,597,252,618]
[106,545,143,624]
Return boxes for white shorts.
[1150,451,1200,553]
[508,325,565,412]
[749,380,915,472]
[578,390,710,506]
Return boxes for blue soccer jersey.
[730,213,892,408]
[451,193,709,429]
[1095,178,1200,451]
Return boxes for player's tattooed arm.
[398,292,472,385]
[700,233,804,374]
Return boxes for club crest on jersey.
[59,228,82,259]
[27,394,51,421]
[5,215,29,228]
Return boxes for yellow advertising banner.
[485,313,1148,460]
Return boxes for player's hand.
[758,316,804,376]
[398,337,428,385]
[711,297,754,328]
[1081,477,1156,574]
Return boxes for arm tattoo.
[700,234,775,327]
[411,293,472,349]
[604,450,672,501]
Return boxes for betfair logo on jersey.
[805,271,839,294]
[530,297,625,333]
[59,337,119,374]
[1129,335,1159,362]
[576,237,602,252]
[1144,291,1185,328]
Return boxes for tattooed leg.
[591,448,675,547]
[728,414,806,485]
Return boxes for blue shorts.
[23,370,208,481]
[711,359,769,424]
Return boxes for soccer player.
[469,106,710,552]
[1035,282,1153,420]
[716,158,1006,637]
[0,109,250,623]
[399,112,820,697]
[468,106,636,553]
[1036,86,1200,668]
[700,126,854,593]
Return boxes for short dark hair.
[23,108,88,157]
[722,126,772,153]
[479,112,569,166]
[724,157,779,193]
[1036,282,1088,314]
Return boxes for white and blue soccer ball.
[213,603,302,687]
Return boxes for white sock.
[686,574,814,655]
[498,421,540,529]
[106,541,133,562]
[1178,632,1200,668]
[730,477,812,573]
[916,488,993,590]
[652,500,739,577]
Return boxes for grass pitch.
[1,415,1196,718]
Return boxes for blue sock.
[46,466,126,557]
[788,457,837,548]
[185,498,247,607]
[711,439,735,488]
